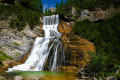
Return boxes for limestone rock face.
[0,21,44,60]
[59,21,95,70]
[80,6,120,21]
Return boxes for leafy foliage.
[72,13,120,78]
[55,0,72,17]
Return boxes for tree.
[60,0,64,7]
[36,0,43,12]
[56,2,59,8]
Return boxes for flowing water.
[8,15,65,71]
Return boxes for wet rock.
[14,76,24,80]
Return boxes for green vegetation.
[1,78,5,80]
[72,13,120,78]
[73,0,120,10]
[13,42,20,46]
[0,0,43,31]
[55,0,72,17]
[54,0,120,18]
[0,50,13,66]
[43,9,54,16]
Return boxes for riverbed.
[1,71,80,80]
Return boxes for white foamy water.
[8,15,65,71]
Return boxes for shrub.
[72,13,120,78]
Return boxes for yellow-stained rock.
[59,21,95,70]
[2,59,20,68]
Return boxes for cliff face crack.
[8,15,65,71]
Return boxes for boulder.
[14,76,24,80]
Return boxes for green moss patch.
[0,50,13,66]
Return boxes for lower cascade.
[8,15,65,71]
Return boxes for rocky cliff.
[59,21,95,71]
[79,6,120,21]
[0,20,44,60]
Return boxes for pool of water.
[1,71,80,80]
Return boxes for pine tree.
[56,2,59,8]
[60,0,64,7]
[36,0,43,13]
[45,8,48,13]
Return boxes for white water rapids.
[8,15,65,71]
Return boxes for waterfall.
[8,15,65,71]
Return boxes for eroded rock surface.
[0,21,44,60]
[80,6,120,21]
[59,21,95,71]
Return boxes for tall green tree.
[56,2,59,8]
[36,0,43,12]
[60,0,64,7]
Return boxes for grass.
[0,50,13,66]
[13,42,20,46]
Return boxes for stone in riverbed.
[14,76,24,80]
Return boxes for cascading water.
[8,15,65,71]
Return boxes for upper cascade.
[43,15,59,25]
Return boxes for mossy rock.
[0,50,13,67]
